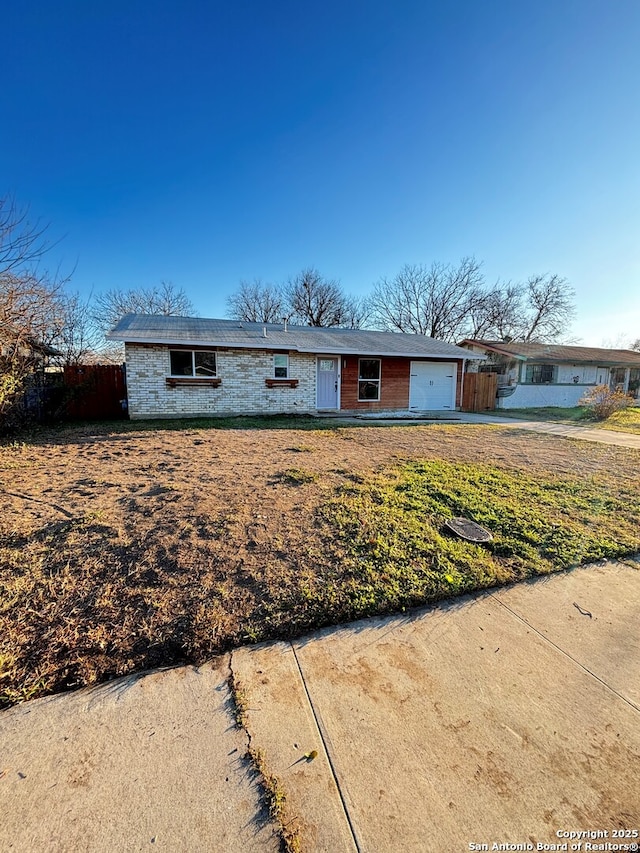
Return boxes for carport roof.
[108,315,482,359]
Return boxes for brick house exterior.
[125,344,317,418]
[109,315,481,420]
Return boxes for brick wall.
[125,344,317,419]
[339,356,463,411]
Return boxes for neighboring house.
[107,315,483,419]
[460,339,640,409]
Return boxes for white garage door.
[409,362,456,410]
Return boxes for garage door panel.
[409,362,456,410]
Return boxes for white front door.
[409,361,456,410]
[317,357,339,409]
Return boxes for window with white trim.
[358,358,381,401]
[524,363,555,384]
[169,350,217,377]
[273,353,289,378]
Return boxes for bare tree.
[286,268,351,327]
[0,195,53,275]
[0,271,64,423]
[226,279,285,323]
[371,258,485,341]
[522,274,575,342]
[53,292,104,365]
[0,195,71,425]
[466,276,575,343]
[93,280,195,336]
[339,294,373,329]
[631,339,640,352]
[467,283,524,340]
[227,270,370,328]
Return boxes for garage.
[409,361,456,410]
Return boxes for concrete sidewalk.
[458,412,640,448]
[2,560,639,852]
[0,657,278,852]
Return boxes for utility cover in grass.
[444,517,493,543]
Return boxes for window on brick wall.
[273,353,289,378]
[169,350,217,377]
[358,358,381,401]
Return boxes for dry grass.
[1,420,639,707]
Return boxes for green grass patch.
[278,467,319,485]
[321,460,639,616]
[599,406,640,434]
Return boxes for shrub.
[579,384,634,420]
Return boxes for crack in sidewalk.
[228,651,303,853]
[290,642,362,853]
[489,593,640,714]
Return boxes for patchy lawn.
[1,420,639,707]
[600,406,640,434]
[495,405,640,434]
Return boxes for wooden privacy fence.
[461,372,498,412]
[62,364,127,420]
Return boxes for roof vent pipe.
[263,326,267,338]
[283,317,288,332]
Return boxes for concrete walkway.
[457,412,640,449]
[2,561,639,852]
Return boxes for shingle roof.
[108,315,482,359]
[460,339,640,366]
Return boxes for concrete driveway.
[2,560,639,852]
[458,413,640,449]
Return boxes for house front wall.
[556,363,598,384]
[339,356,463,412]
[498,362,640,408]
[125,345,466,418]
[125,344,316,419]
[497,382,591,409]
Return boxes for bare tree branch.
[371,258,485,341]
[226,279,285,323]
[0,271,66,423]
[286,268,349,327]
[522,274,576,342]
[0,195,54,275]
[340,294,373,329]
[52,292,104,366]
[93,281,196,336]
[467,283,524,340]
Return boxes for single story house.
[460,339,640,409]
[107,315,483,419]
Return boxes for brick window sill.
[166,377,221,388]
[265,378,299,388]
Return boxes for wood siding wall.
[340,356,409,410]
[340,357,464,411]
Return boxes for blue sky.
[2,0,639,345]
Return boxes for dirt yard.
[1,419,639,707]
